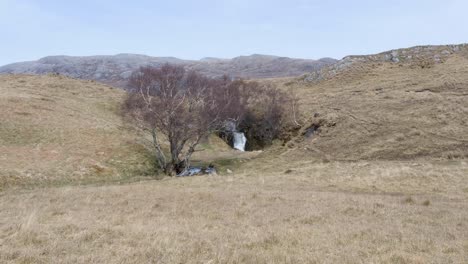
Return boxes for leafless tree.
[290,91,301,127]
[123,64,299,175]
[123,64,245,175]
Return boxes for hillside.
[269,44,468,163]
[0,74,255,189]
[1,45,467,188]
[0,54,336,88]
[304,44,468,83]
[0,74,154,188]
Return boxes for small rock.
[177,167,202,177]
[92,163,107,173]
[390,51,400,63]
[204,165,217,175]
[226,169,233,174]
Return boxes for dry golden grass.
[268,54,468,161]
[0,160,467,263]
[0,75,256,189]
[0,74,157,189]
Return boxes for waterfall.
[223,120,247,151]
[233,132,247,151]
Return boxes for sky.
[1,0,468,65]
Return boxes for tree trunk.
[178,135,202,176]
[151,128,166,171]
[164,163,177,176]
[165,140,183,177]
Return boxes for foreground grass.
[1,160,467,263]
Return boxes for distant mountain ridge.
[0,54,337,88]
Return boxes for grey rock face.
[390,51,400,63]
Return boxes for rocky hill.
[303,44,468,83]
[0,54,336,88]
[272,43,468,161]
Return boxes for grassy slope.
[0,74,156,188]
[270,50,468,162]
[0,74,255,189]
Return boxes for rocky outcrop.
[303,44,468,83]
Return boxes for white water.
[233,132,247,151]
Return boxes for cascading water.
[233,132,247,151]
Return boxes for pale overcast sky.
[1,0,467,65]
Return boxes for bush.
[240,85,290,149]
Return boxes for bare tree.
[123,64,245,175]
[123,64,299,175]
[290,91,301,127]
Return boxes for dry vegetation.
[0,74,246,188]
[1,48,468,263]
[1,160,467,263]
[271,51,468,161]
[0,74,155,189]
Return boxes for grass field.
[1,160,467,263]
